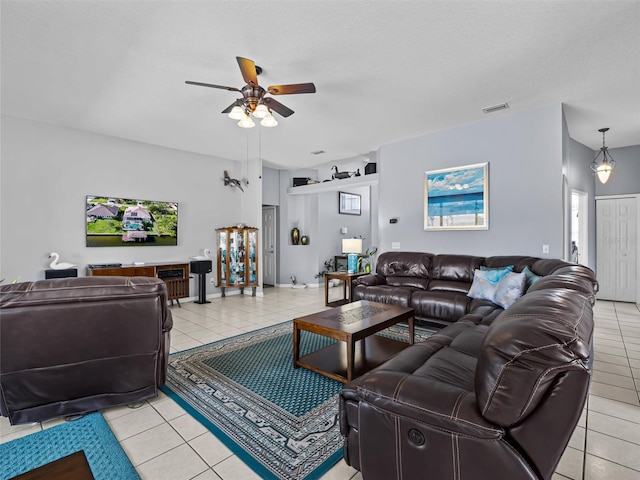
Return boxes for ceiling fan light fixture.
[589,127,616,184]
[228,105,245,120]
[253,104,269,119]
[238,114,255,128]
[260,113,278,128]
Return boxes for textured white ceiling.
[2,1,639,168]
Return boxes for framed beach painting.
[424,162,489,231]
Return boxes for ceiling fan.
[186,56,316,127]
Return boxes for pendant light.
[589,128,616,184]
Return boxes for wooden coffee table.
[293,300,415,383]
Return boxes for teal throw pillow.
[522,266,542,292]
[467,270,498,302]
[479,265,514,283]
[493,272,527,309]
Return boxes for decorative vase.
[301,235,309,245]
[291,227,300,245]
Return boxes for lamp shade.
[237,114,255,128]
[253,104,269,119]
[260,113,278,127]
[342,238,363,254]
[596,163,613,184]
[228,106,245,120]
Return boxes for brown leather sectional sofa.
[0,276,173,425]
[352,251,595,328]
[341,251,597,480]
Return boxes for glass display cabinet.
[215,226,259,297]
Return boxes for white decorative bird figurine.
[48,252,76,270]
[224,170,244,192]
[191,248,212,261]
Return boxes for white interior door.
[596,197,638,302]
[262,206,276,285]
[616,198,637,301]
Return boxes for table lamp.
[342,238,363,273]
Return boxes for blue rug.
[161,320,433,480]
[0,412,139,480]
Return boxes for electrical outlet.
[542,244,549,254]
[392,242,401,250]
[210,278,215,284]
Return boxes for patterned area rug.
[0,413,139,480]
[161,320,434,480]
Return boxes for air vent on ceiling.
[311,150,325,155]
[482,102,509,114]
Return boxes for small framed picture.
[339,192,361,215]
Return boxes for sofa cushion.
[479,264,514,282]
[493,271,526,309]
[468,298,504,319]
[430,254,484,283]
[353,285,415,307]
[410,290,470,322]
[475,288,593,427]
[482,256,538,272]
[427,279,471,293]
[376,252,433,278]
[522,266,542,291]
[527,272,596,297]
[385,275,429,290]
[467,269,498,302]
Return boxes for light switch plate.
[542,244,549,254]
[392,242,401,250]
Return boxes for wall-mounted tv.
[86,195,178,247]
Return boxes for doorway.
[571,190,588,266]
[262,206,277,286]
[596,196,638,302]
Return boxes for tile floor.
[1,287,639,480]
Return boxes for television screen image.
[86,196,178,247]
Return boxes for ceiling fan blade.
[263,98,294,117]
[236,57,259,86]
[267,83,316,95]
[221,100,243,114]
[185,81,241,92]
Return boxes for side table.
[325,272,366,307]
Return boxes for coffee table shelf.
[293,300,415,383]
[296,335,409,384]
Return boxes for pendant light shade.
[260,113,278,127]
[228,106,245,120]
[253,104,269,119]
[237,114,255,128]
[589,128,616,184]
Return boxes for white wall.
[565,135,598,269]
[277,158,375,286]
[0,115,249,296]
[262,166,280,206]
[377,104,564,258]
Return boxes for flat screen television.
[86,195,178,247]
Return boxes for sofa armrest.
[353,274,387,287]
[341,369,502,440]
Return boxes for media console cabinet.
[87,262,190,306]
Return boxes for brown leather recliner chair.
[0,276,173,425]
[340,274,595,479]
